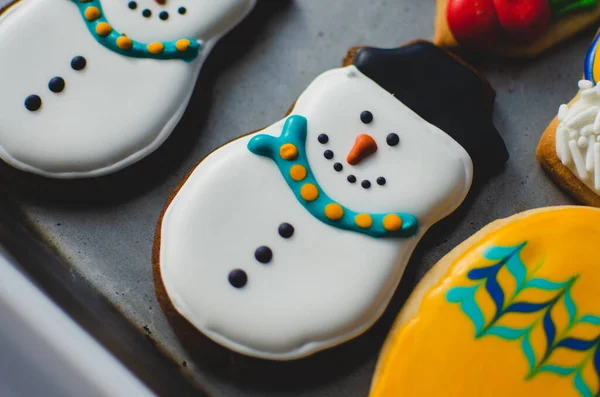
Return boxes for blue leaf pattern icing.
[446,242,600,396]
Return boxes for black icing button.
[360,110,373,124]
[178,7,187,15]
[142,9,152,18]
[24,95,41,111]
[229,269,248,289]
[333,162,343,172]
[278,223,295,239]
[361,180,371,189]
[255,246,273,264]
[318,134,329,144]
[377,177,386,186]
[387,133,400,147]
[159,11,169,20]
[128,1,137,10]
[48,77,65,93]
[324,150,334,160]
[347,175,356,183]
[71,56,87,71]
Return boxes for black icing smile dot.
[333,162,343,172]
[324,150,334,160]
[347,175,357,183]
[361,180,371,189]
[278,223,295,238]
[71,56,87,71]
[178,7,187,15]
[377,177,387,186]
[159,11,169,20]
[24,95,41,112]
[229,269,248,289]
[360,110,373,124]
[318,134,329,144]
[142,9,152,18]
[48,77,65,93]
[128,1,137,10]
[255,246,273,264]
[387,133,400,147]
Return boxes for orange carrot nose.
[347,134,378,165]
[155,0,166,5]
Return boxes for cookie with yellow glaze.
[434,0,600,57]
[371,206,600,397]
[538,31,600,206]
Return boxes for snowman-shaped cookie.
[155,42,509,360]
[0,0,255,178]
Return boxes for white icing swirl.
[556,80,600,192]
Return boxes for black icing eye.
[318,134,329,144]
[159,11,169,20]
[360,110,373,124]
[128,1,137,10]
[324,150,334,160]
[387,133,400,147]
[178,6,187,15]
[142,9,152,18]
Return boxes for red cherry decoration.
[493,0,551,42]
[447,0,501,49]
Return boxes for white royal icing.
[555,80,600,192]
[0,0,256,178]
[159,66,474,360]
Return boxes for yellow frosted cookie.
[371,207,600,396]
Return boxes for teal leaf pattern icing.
[446,242,600,396]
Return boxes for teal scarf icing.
[73,0,200,61]
[248,115,419,238]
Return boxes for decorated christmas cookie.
[434,0,600,57]
[153,41,509,360]
[370,207,600,397]
[538,32,600,206]
[0,0,256,178]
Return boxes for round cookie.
[538,32,600,206]
[370,206,600,397]
[434,0,600,57]
[0,0,256,178]
[154,41,509,361]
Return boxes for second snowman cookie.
[154,41,509,360]
[0,0,256,178]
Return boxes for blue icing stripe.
[247,115,418,238]
[585,32,600,83]
[72,0,200,61]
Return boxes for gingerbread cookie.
[370,206,600,397]
[434,0,600,57]
[0,0,255,178]
[537,32,600,206]
[154,41,508,360]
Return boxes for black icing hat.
[352,41,508,175]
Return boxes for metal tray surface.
[1,0,592,396]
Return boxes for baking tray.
[0,0,593,396]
